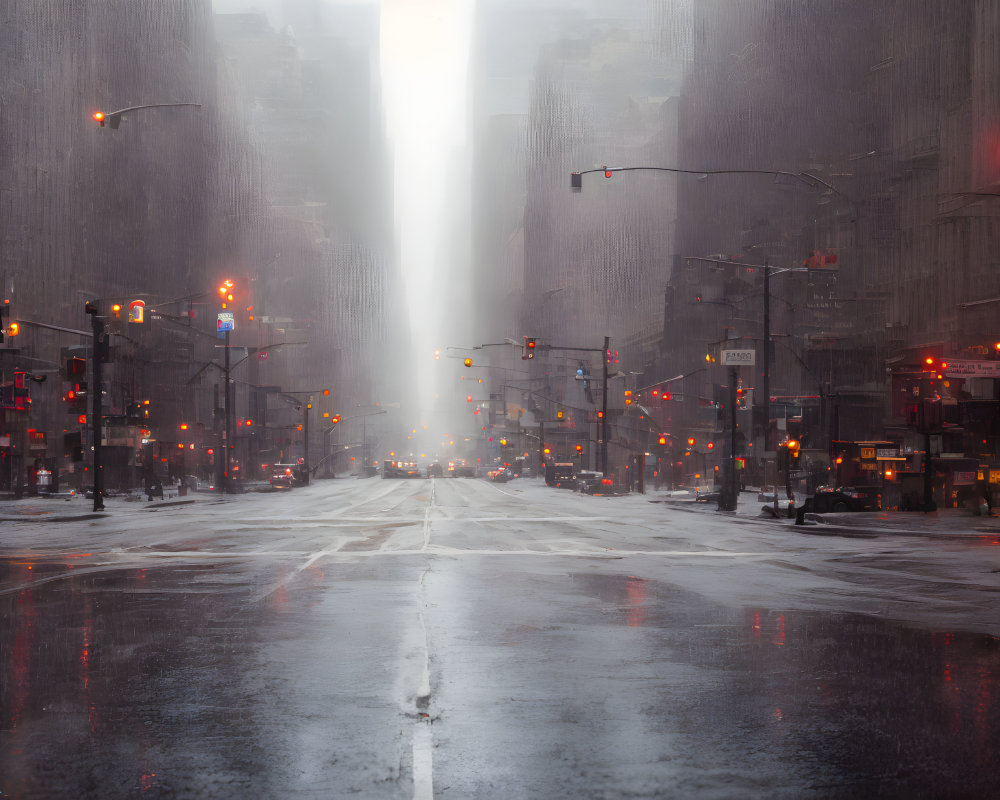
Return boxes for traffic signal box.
[12,371,30,411]
[65,383,87,414]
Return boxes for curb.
[0,512,109,523]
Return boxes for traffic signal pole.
[85,303,105,512]
[601,335,609,475]
[224,328,231,493]
[536,337,610,476]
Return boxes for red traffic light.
[466,395,473,402]
[77,414,87,425]
[575,444,583,453]
[658,435,667,446]
[687,437,696,447]
[331,414,341,424]
[706,442,715,450]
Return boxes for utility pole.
[601,335,609,476]
[760,260,770,452]
[85,302,105,512]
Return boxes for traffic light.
[706,442,715,450]
[65,382,87,413]
[575,444,583,453]
[624,390,633,405]
[786,439,801,462]
[464,358,473,367]
[922,356,947,379]
[522,337,536,360]
[331,414,341,424]
[687,437,696,447]
[218,278,234,308]
[658,435,667,446]
[92,110,123,129]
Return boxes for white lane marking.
[411,567,433,798]
[422,479,436,551]
[416,568,432,698]
[412,725,433,799]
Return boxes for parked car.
[694,486,721,503]
[576,470,604,494]
[809,486,881,513]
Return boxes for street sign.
[944,359,1000,378]
[721,349,755,366]
[217,312,234,333]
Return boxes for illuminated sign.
[128,300,145,323]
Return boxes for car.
[545,462,576,488]
[576,470,604,494]
[808,486,881,513]
[270,464,295,489]
[427,462,444,478]
[490,467,514,482]
[694,487,721,503]
[447,459,476,477]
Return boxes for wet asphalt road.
[1,478,998,798]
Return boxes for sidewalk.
[0,489,202,522]
[648,487,1000,537]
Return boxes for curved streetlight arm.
[572,165,857,219]
[95,102,201,129]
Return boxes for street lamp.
[92,103,202,130]
[570,165,858,220]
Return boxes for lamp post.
[572,163,856,447]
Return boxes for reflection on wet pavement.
[568,571,1000,797]
[1,556,998,798]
